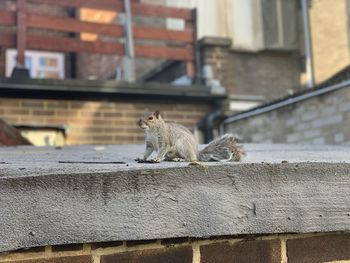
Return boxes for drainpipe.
[300,0,315,88]
[198,100,225,143]
[123,0,135,82]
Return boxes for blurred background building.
[0,0,349,146]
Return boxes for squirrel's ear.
[154,110,160,118]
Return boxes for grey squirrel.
[136,110,245,163]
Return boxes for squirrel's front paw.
[152,158,161,163]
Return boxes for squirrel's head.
[138,110,162,130]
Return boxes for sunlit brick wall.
[305,0,350,84]
[0,98,210,145]
[0,233,349,263]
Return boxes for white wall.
[230,0,264,51]
[166,0,264,51]
[166,0,231,39]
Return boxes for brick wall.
[200,38,301,102]
[306,0,350,84]
[226,86,350,145]
[0,232,349,263]
[0,98,211,145]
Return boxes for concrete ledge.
[0,144,350,252]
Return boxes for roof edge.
[224,79,350,125]
[0,78,226,102]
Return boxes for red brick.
[4,109,30,115]
[104,127,125,133]
[0,98,210,145]
[161,237,189,245]
[83,127,105,133]
[0,100,20,107]
[45,101,68,108]
[287,234,350,263]
[200,240,281,263]
[103,112,123,118]
[91,241,124,250]
[124,127,142,133]
[123,111,143,118]
[126,240,158,247]
[80,111,102,118]
[92,135,113,141]
[52,244,83,252]
[6,255,93,263]
[32,110,55,116]
[55,110,78,116]
[69,102,85,109]
[100,246,192,263]
[92,120,113,126]
[21,101,45,108]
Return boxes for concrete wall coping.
[0,144,350,252]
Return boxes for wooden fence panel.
[133,27,193,43]
[131,2,192,20]
[26,14,124,37]
[0,34,16,48]
[0,0,197,78]
[27,35,124,54]
[28,0,122,11]
[135,45,193,61]
[0,10,16,26]
[28,0,193,20]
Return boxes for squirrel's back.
[166,122,198,160]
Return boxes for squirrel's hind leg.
[176,144,198,162]
[164,149,184,162]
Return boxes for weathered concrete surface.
[0,144,350,252]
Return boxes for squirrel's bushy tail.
[198,134,246,162]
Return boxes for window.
[6,49,65,79]
[16,125,66,147]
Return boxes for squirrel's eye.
[148,117,153,120]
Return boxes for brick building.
[181,0,350,146]
[0,0,209,146]
[0,78,220,146]
[149,0,350,114]
[147,0,303,107]
[1,0,350,146]
[216,0,350,145]
[307,0,350,83]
